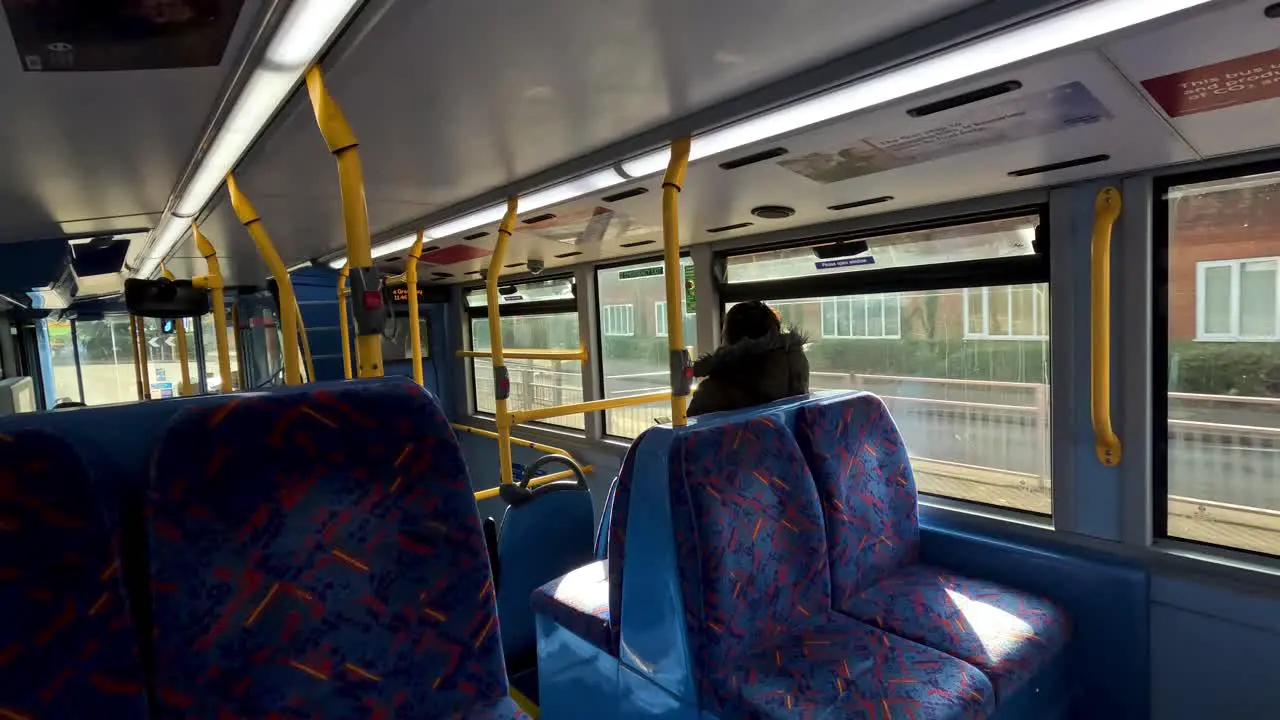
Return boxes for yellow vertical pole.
[231,303,245,391]
[663,138,692,427]
[407,230,426,387]
[1091,187,1122,466]
[489,197,519,486]
[128,315,145,400]
[136,316,152,400]
[337,263,353,380]
[295,299,316,383]
[225,173,302,385]
[305,65,383,379]
[160,266,194,395]
[192,224,234,394]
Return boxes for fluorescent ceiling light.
[622,0,1213,177]
[372,235,418,260]
[327,256,348,269]
[137,218,190,278]
[136,0,362,276]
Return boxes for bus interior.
[1,1,1279,718]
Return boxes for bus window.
[596,258,698,439]
[1160,168,1280,557]
[723,213,1050,515]
[72,315,141,406]
[44,318,81,406]
[466,277,584,430]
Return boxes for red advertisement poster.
[1142,48,1280,118]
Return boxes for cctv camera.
[527,259,545,275]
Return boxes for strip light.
[327,168,626,268]
[136,0,363,278]
[621,0,1214,177]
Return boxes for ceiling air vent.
[719,147,788,170]
[522,213,556,224]
[463,231,489,241]
[602,187,649,203]
[707,222,754,234]
[619,240,656,248]
[1009,154,1110,177]
[828,196,894,211]
[907,81,1022,117]
[555,251,583,259]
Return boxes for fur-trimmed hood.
[687,329,810,417]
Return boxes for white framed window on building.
[602,304,635,337]
[654,300,692,336]
[964,285,1048,339]
[1196,258,1280,341]
[820,294,901,339]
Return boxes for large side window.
[721,212,1050,515]
[597,258,698,439]
[1158,168,1280,557]
[466,277,584,430]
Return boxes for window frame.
[819,294,903,339]
[654,298,693,337]
[1194,257,1280,342]
[716,205,1051,515]
[962,285,1050,340]
[1153,159,1280,559]
[601,304,635,337]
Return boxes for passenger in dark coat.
[687,301,810,417]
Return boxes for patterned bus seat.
[795,392,1070,701]
[672,416,996,719]
[0,429,148,719]
[148,380,525,719]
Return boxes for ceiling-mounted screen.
[2,0,245,72]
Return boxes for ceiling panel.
[1104,0,1280,158]
[189,0,987,280]
[379,49,1198,283]
[0,2,262,250]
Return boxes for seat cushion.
[840,565,1070,699]
[716,616,995,720]
[530,560,612,653]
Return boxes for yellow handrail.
[191,223,233,393]
[231,303,245,391]
[225,173,302,385]
[160,266,194,395]
[295,299,316,382]
[128,315,145,400]
[457,348,588,361]
[136,316,152,400]
[407,230,426,386]
[473,466,596,502]
[663,138,692,427]
[510,391,672,426]
[450,423,574,461]
[337,263,353,380]
[1091,187,1122,467]
[488,197,520,486]
[306,65,383,379]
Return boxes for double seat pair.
[532,391,1072,719]
[0,379,526,719]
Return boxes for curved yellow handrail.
[306,65,383,379]
[406,230,426,387]
[226,173,302,385]
[1091,187,1122,467]
[663,138,692,427]
[488,197,521,486]
[191,223,233,393]
[337,263,353,380]
[160,266,194,395]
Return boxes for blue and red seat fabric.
[147,380,525,718]
[0,429,149,720]
[669,415,996,719]
[795,392,1071,701]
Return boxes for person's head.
[722,300,782,345]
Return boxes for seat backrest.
[148,379,511,717]
[669,416,831,704]
[794,392,919,603]
[605,433,644,648]
[0,429,148,718]
[497,482,594,667]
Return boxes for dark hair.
[722,301,781,345]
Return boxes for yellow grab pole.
[192,224,233,394]
[128,315,145,400]
[225,173,301,385]
[488,197,520,486]
[510,391,671,426]
[136,316,152,400]
[407,230,426,386]
[337,263,353,380]
[1091,187,1122,467]
[295,299,316,383]
[160,266,194,395]
[450,423,574,460]
[306,65,383,379]
[663,137,693,427]
[231,302,245,391]
[457,348,587,361]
